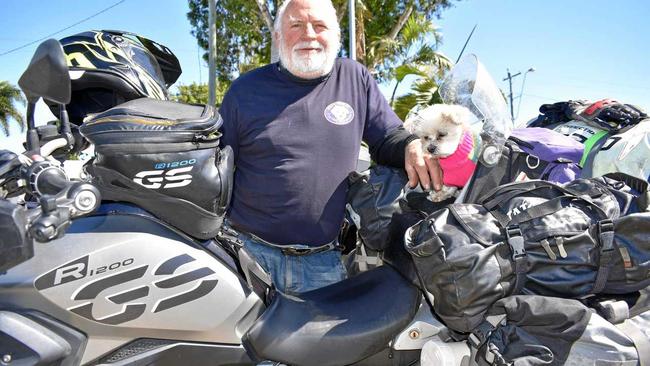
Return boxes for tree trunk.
[387,5,413,41]
[390,80,401,107]
[368,5,414,72]
[337,1,348,24]
[254,0,274,31]
[355,2,366,64]
[254,0,279,62]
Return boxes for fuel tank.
[0,205,263,364]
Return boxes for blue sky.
[1,0,649,152]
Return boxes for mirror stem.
[59,104,73,147]
[26,102,40,152]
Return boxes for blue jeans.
[240,235,347,295]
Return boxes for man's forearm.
[369,127,418,168]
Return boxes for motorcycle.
[0,38,512,366]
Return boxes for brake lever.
[29,196,71,242]
[0,151,21,178]
[28,182,100,243]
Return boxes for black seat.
[244,266,420,366]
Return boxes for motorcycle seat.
[243,265,420,366]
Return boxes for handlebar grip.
[37,168,69,196]
[26,161,69,197]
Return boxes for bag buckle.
[469,321,496,349]
[506,226,526,261]
[598,219,615,235]
[597,219,615,254]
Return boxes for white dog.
[404,104,480,202]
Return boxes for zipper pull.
[555,237,568,258]
[540,239,557,260]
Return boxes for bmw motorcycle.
[0,37,511,366]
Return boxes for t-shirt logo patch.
[324,101,355,125]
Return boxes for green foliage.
[187,0,277,86]
[393,77,444,120]
[186,0,457,116]
[186,0,455,77]
[0,81,25,137]
[347,0,453,68]
[172,82,228,106]
[382,13,452,117]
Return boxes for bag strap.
[481,180,562,208]
[616,320,650,366]
[505,225,528,294]
[592,219,616,294]
[490,194,610,228]
[468,315,508,366]
[481,179,596,211]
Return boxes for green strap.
[579,130,610,167]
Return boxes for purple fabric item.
[510,128,584,184]
[511,128,584,162]
[547,164,580,183]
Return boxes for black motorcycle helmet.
[48,30,182,124]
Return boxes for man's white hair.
[273,0,340,36]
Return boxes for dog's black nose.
[427,145,437,154]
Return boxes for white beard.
[279,39,338,79]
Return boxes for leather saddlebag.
[81,98,234,239]
[405,173,650,332]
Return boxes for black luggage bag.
[81,98,234,239]
[405,173,650,333]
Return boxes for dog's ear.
[440,111,463,125]
[442,105,472,125]
[403,117,418,134]
[404,104,431,134]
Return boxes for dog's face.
[404,104,473,158]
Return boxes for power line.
[522,93,560,102]
[521,72,649,92]
[515,70,534,119]
[0,0,126,57]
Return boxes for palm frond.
[394,64,428,83]
[400,14,434,47]
[393,77,443,120]
[0,81,26,136]
[393,93,420,121]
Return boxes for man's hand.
[405,139,443,191]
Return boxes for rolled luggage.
[469,295,649,366]
[405,173,650,333]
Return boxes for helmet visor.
[120,37,169,99]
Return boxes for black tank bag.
[405,173,650,333]
[81,98,234,240]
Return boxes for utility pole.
[208,0,217,106]
[503,67,536,122]
[349,0,356,60]
[503,69,521,122]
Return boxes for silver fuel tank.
[0,207,263,364]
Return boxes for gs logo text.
[133,159,197,189]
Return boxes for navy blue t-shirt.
[219,58,402,246]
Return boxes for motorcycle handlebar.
[34,165,69,196]
[0,155,102,242]
[13,161,102,242]
[28,182,101,242]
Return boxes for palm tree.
[393,74,445,120]
[365,13,452,120]
[0,81,25,136]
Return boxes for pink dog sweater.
[438,129,481,187]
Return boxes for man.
[219,0,441,294]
